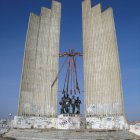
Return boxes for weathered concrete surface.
[82,0,124,117]
[13,116,56,129]
[1,120,138,140]
[12,115,129,130]
[48,1,61,117]
[18,13,40,116]
[13,115,84,130]
[86,116,128,130]
[57,114,82,129]
[4,129,135,140]
[33,7,51,117]
[18,0,61,117]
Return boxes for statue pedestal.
[13,115,128,130]
[13,115,85,129]
[57,114,82,129]
[86,116,129,130]
[13,116,57,129]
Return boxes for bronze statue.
[76,97,81,114]
[71,95,76,114]
[64,94,71,114]
[59,94,81,115]
[59,96,65,114]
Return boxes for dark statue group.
[59,95,81,114]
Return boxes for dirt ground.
[0,137,15,140]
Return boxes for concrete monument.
[14,0,128,130]
[18,0,61,117]
[82,0,128,129]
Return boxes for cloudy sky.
[0,0,140,121]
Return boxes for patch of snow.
[129,123,140,136]
[0,120,11,135]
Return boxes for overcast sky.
[0,0,140,121]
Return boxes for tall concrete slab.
[48,1,61,117]
[18,13,40,116]
[33,7,51,116]
[82,0,92,117]
[101,8,124,115]
[18,0,61,117]
[82,0,124,117]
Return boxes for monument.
[18,0,61,117]
[14,0,128,130]
[82,0,127,129]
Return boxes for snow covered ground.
[0,120,11,135]
[129,123,140,136]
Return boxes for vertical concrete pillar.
[82,0,92,117]
[34,7,51,116]
[18,13,40,116]
[48,1,61,117]
[18,0,61,117]
[82,0,124,117]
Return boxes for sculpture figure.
[71,95,76,114]
[64,94,71,114]
[59,95,81,115]
[76,97,81,114]
[59,96,65,114]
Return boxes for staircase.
[4,129,135,140]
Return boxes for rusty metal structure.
[52,49,82,96]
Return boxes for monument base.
[13,115,128,130]
[86,116,129,130]
[13,116,57,129]
[13,115,84,129]
[57,114,84,129]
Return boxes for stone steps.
[4,129,135,140]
